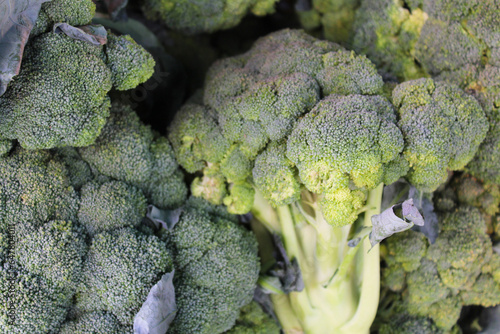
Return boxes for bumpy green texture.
[0,147,79,228]
[393,78,489,192]
[170,29,392,222]
[225,301,280,334]
[0,33,111,149]
[434,174,500,233]
[14,220,87,291]
[77,227,171,325]
[378,205,500,331]
[164,197,260,334]
[105,34,156,91]
[31,0,96,36]
[79,103,187,209]
[142,0,278,34]
[286,94,406,226]
[59,311,129,334]
[296,0,360,44]
[78,181,148,235]
[0,267,73,333]
[0,28,155,150]
[378,312,445,334]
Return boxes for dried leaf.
[53,23,107,46]
[146,205,182,230]
[370,199,423,247]
[0,0,50,96]
[134,271,177,334]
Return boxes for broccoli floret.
[142,0,278,34]
[384,229,427,273]
[225,301,280,334]
[77,227,171,325]
[78,181,148,236]
[0,32,112,149]
[0,23,156,150]
[0,147,79,228]
[31,0,96,36]
[79,102,187,209]
[286,94,406,226]
[14,220,87,291]
[0,267,73,333]
[165,199,260,334]
[351,0,427,81]
[426,207,492,289]
[53,147,94,190]
[105,34,156,91]
[379,313,445,334]
[59,311,128,334]
[393,78,489,192]
[378,199,500,331]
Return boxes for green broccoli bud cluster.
[225,301,280,334]
[142,0,278,34]
[164,197,260,333]
[0,3,156,150]
[379,205,500,331]
[79,102,188,209]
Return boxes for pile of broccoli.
[0,103,260,333]
[377,174,500,333]
[1,0,499,333]
[168,29,490,333]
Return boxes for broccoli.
[31,0,96,37]
[79,102,187,209]
[393,78,489,192]
[0,3,155,150]
[59,311,129,334]
[76,227,172,325]
[142,0,278,34]
[168,29,491,333]
[163,197,260,334]
[225,301,280,334]
[377,203,500,332]
[77,181,148,235]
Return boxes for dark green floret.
[77,227,172,325]
[164,198,260,334]
[142,0,278,34]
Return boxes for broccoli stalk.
[254,185,382,334]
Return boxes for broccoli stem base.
[252,184,383,334]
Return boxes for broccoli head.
[170,29,396,221]
[77,227,172,325]
[0,147,79,228]
[393,78,489,192]
[0,23,155,150]
[164,197,260,333]
[79,102,187,209]
[31,0,96,37]
[0,267,73,333]
[14,220,87,291]
[77,181,148,236]
[378,203,500,332]
[225,301,280,334]
[142,0,278,34]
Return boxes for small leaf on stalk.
[134,270,176,334]
[0,0,50,96]
[370,199,423,247]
